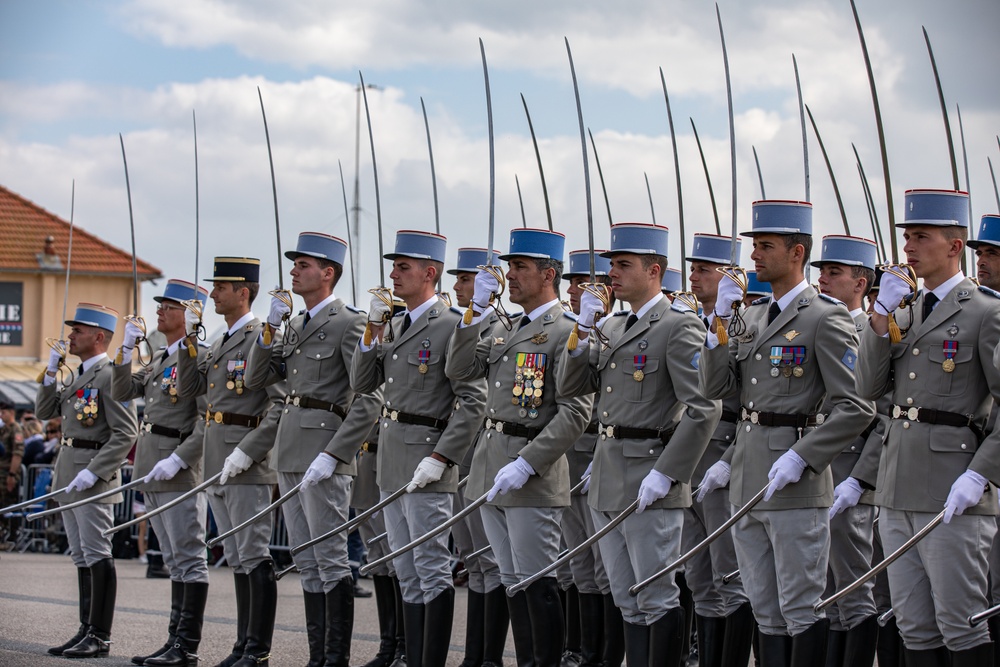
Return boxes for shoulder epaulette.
[562,311,579,322]
[670,300,695,314]
[450,306,465,315]
[817,293,845,307]
[613,309,630,316]
[979,286,1000,299]
[344,304,363,314]
[751,297,769,306]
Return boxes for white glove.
[764,449,808,502]
[696,461,731,502]
[829,477,864,518]
[944,469,989,523]
[220,448,254,484]
[67,469,98,493]
[487,456,535,501]
[267,288,291,328]
[123,320,144,349]
[714,273,745,319]
[577,290,604,332]
[472,269,501,311]
[873,269,911,317]
[368,291,391,324]
[581,461,593,494]
[185,307,201,336]
[302,453,337,488]
[145,453,187,483]
[407,456,448,493]
[47,342,66,373]
[637,469,673,513]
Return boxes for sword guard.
[715,266,749,341]
[671,291,701,315]
[878,263,918,344]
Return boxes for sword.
[854,144,886,264]
[275,564,298,580]
[38,181,76,383]
[956,104,975,272]
[290,483,408,556]
[878,608,895,627]
[463,543,493,562]
[117,134,150,367]
[515,174,528,228]
[420,97,448,303]
[970,603,1000,628]
[206,481,304,547]
[0,486,70,514]
[181,110,205,357]
[659,67,687,289]
[337,159,358,306]
[644,173,656,226]
[792,54,810,202]
[630,483,768,596]
[367,531,387,548]
[989,157,1000,212]
[103,471,223,537]
[752,146,767,199]
[520,94,553,231]
[690,119,722,237]
[27,476,147,520]
[722,569,740,585]
[922,27,959,190]
[805,105,851,235]
[587,128,613,228]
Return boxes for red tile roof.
[0,184,161,279]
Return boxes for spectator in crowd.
[21,419,48,467]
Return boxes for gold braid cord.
[713,267,748,346]
[567,283,611,351]
[879,264,918,344]
[263,289,294,346]
[114,315,149,366]
[365,287,394,345]
[37,338,67,383]
[181,299,205,357]
[463,265,509,328]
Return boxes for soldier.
[698,201,874,665]
[0,399,24,545]
[558,223,720,666]
[810,236,882,666]
[685,233,754,667]
[351,230,487,667]
[446,247,510,667]
[243,233,382,667]
[36,303,139,658]
[112,280,210,667]
[175,257,284,667]
[857,190,1000,664]
[660,266,682,295]
[446,228,592,667]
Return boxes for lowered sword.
[103,471,224,537]
[27,476,148,520]
[206,480,305,547]
[0,485,71,514]
[258,87,293,347]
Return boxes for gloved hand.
[696,460,731,502]
[47,342,66,374]
[637,469,673,513]
[944,469,989,523]
[185,307,201,337]
[145,453,187,483]
[267,288,291,328]
[873,268,911,317]
[368,291,391,325]
[487,456,534,501]
[764,449,808,502]
[220,448,254,484]
[302,453,338,488]
[472,269,501,311]
[577,290,605,332]
[714,273,745,319]
[829,477,864,518]
[67,469,98,493]
[407,456,448,493]
[581,461,593,494]
[123,320,144,350]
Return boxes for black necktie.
[519,315,532,331]
[626,314,638,330]
[303,312,311,327]
[922,292,939,322]
[767,301,781,325]
[400,314,412,336]
[222,331,231,345]
[161,349,169,364]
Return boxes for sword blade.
[257,87,284,290]
[207,481,303,547]
[359,72,385,284]
[193,110,200,286]
[515,174,528,228]
[752,146,767,199]
[853,143,886,263]
[691,118,722,237]
[922,27,959,190]
[805,105,850,235]
[420,97,441,236]
[644,172,656,226]
[520,93,553,231]
[338,160,358,304]
[0,486,70,514]
[587,128,614,231]
[290,483,408,556]
[104,471,223,537]
[793,54,810,202]
[716,3,738,267]
[60,180,76,338]
[119,134,139,314]
[659,68,686,289]
[28,476,147,520]
[480,39,496,266]
[565,37,596,282]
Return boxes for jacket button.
[906,398,913,405]
[649,449,655,455]
[490,408,495,414]
[487,432,492,439]
[961,443,967,450]
[751,378,757,385]
[284,409,289,414]
[755,354,762,360]
[213,364,219,369]
[503,355,509,362]
[610,362,617,369]
[426,437,432,442]
[316,354,321,358]
[903,422,910,429]
[495,381,501,388]
[295,349,301,354]
[912,348,920,356]
[606,387,612,393]
[386,400,392,406]
[748,401,754,409]
[392,354,398,360]
[602,411,609,418]
[292,369,298,374]
[908,372,916,380]
[745,425,751,432]
[209,383,215,388]
[320,423,325,427]
[388,378,394,383]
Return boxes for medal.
[528,408,539,419]
[782,366,793,378]
[633,370,644,382]
[793,366,804,378]
[227,381,236,390]
[942,340,958,373]
[633,355,646,383]
[532,397,542,407]
[418,348,430,374]
[792,347,806,378]
[519,408,528,418]
[77,413,83,421]
[770,367,780,377]
[769,347,782,377]
[513,386,523,396]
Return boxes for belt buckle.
[390,410,399,422]
[602,425,615,438]
[63,437,73,447]
[815,414,825,425]
[907,407,919,421]
[750,411,759,425]
[214,411,224,424]
[293,396,302,407]
[891,405,903,419]
[495,421,504,434]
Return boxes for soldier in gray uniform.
[685,233,753,667]
[112,279,210,667]
[352,230,487,667]
[244,233,382,667]
[698,201,874,665]
[36,303,139,658]
[447,228,592,667]
[558,223,720,667]
[175,257,284,667]
[446,246,510,667]
[857,190,1000,665]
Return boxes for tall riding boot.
[789,619,828,667]
[364,575,398,667]
[601,594,625,667]
[720,602,755,667]
[232,560,277,667]
[695,614,726,667]
[826,629,847,667]
[483,586,511,667]
[563,585,582,667]
[212,572,251,667]
[402,599,426,667]
[133,580,184,664]
[64,557,116,658]
[952,642,995,667]
[508,589,536,667]
[903,646,952,667]
[757,632,792,667]
[300,591,326,667]
[459,590,485,667]
[147,581,210,667]
[676,573,694,667]
[841,614,878,667]
[578,593,604,667]
[622,622,649,667]
[323,576,355,667]
[526,578,565,667]
[422,588,455,667]
[49,567,91,656]
[877,616,904,667]
[389,576,406,667]
[649,607,685,667]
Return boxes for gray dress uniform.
[700,286,874,637]
[351,299,486,604]
[857,280,1000,651]
[111,345,208,583]
[558,297,720,626]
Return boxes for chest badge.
[783,330,800,342]
[531,332,548,345]
[942,340,958,373]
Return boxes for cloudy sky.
[2,0,999,332]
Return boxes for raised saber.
[752,146,767,199]
[792,54,810,202]
[291,483,409,556]
[989,157,1000,212]
[587,128,613,229]
[27,476,147,520]
[956,104,974,270]
[104,471,224,537]
[690,119,722,237]
[207,481,304,547]
[853,143,886,264]
[660,67,687,289]
[258,87,292,346]
[922,27,959,190]
[0,485,70,514]
[515,175,528,228]
[118,134,149,366]
[420,97,446,299]
[805,104,851,235]
[338,159,358,305]
[520,94,553,231]
[181,110,205,356]
[644,173,656,226]
[38,181,76,382]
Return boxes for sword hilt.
[671,291,701,314]
[180,299,205,357]
[38,338,68,383]
[713,266,748,345]
[263,289,293,346]
[877,263,918,344]
[463,265,507,326]
[568,283,611,351]
[364,287,394,345]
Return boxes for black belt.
[285,395,348,420]
[140,421,191,440]
[585,423,600,435]
[61,436,103,450]
[720,409,739,424]
[205,410,263,428]
[598,424,676,442]
[891,405,980,436]
[361,441,377,454]
[483,419,544,441]
[740,408,823,429]
[382,407,449,430]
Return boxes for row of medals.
[512,367,544,420]
[771,365,805,378]
[75,394,98,426]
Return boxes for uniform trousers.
[383,490,453,604]
[825,503,876,630]
[358,505,394,577]
[481,504,563,587]
[207,484,273,574]
[62,501,114,567]
[452,490,501,593]
[146,490,209,583]
[279,471,352,592]
[682,487,746,617]
[561,493,609,595]
[880,508,995,651]
[990,516,1000,604]
[733,507,829,636]
[592,506,682,625]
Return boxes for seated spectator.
[21,419,47,467]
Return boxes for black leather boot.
[826,628,847,667]
[508,589,536,667]
[720,602,755,667]
[388,576,407,667]
[622,622,649,667]
[363,575,397,667]
[133,580,184,665]
[842,614,878,667]
[459,589,485,667]
[601,594,625,667]
[213,572,250,667]
[49,567,91,656]
[695,614,726,667]
[903,646,951,667]
[232,561,277,667]
[323,576,355,667]
[422,588,455,667]
[147,581,210,667]
[649,607,684,667]
[402,599,426,667]
[482,586,510,667]
[578,593,604,667]
[676,573,694,667]
[562,584,581,667]
[525,578,564,667]
[757,632,792,667]
[877,616,904,667]
[301,591,326,667]
[63,557,116,658]
[952,642,995,667]
[789,618,828,667]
